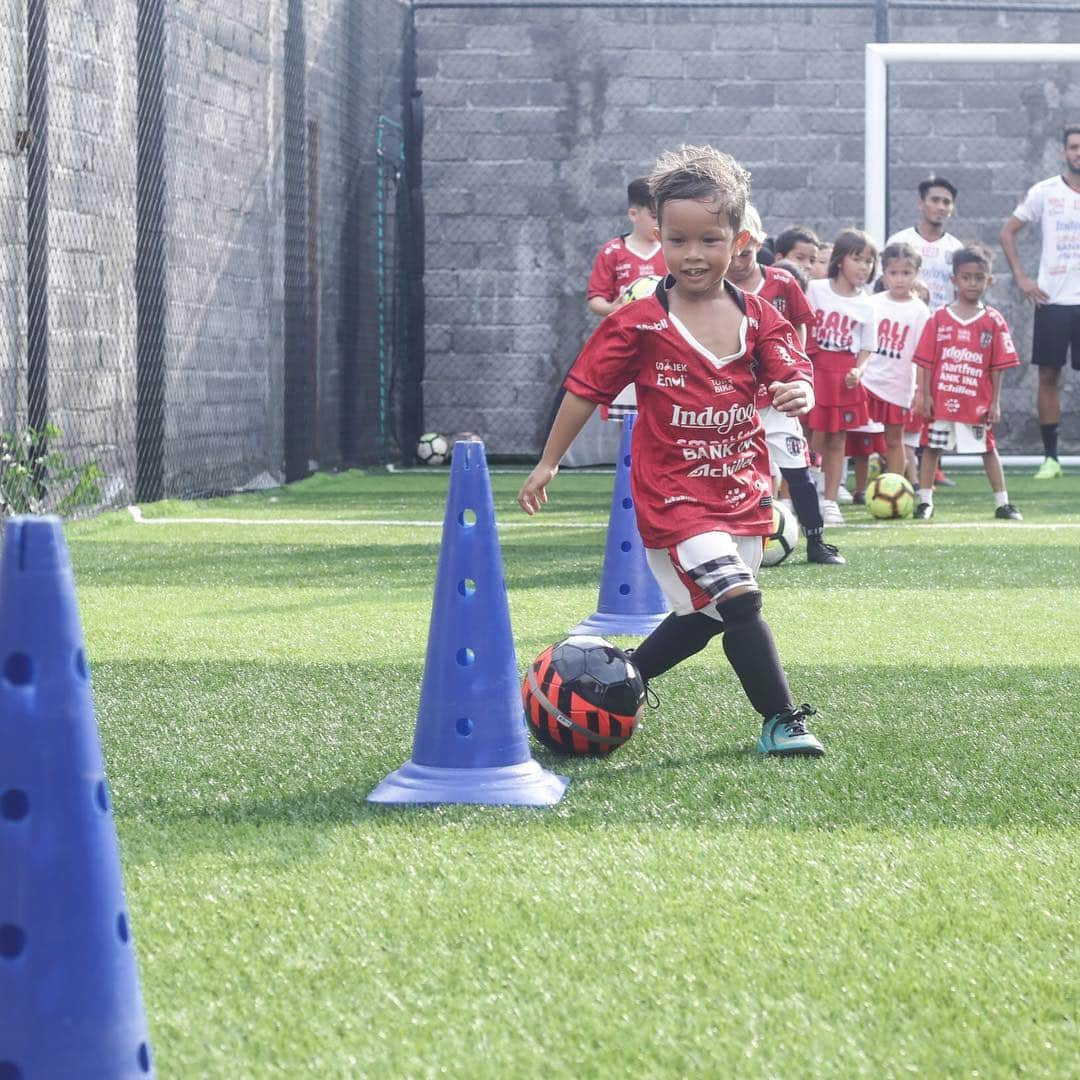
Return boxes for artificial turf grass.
[127,821,1077,1079]
[58,468,1080,1076]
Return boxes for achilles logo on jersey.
[670,402,757,435]
[687,456,754,479]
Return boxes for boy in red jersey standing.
[912,245,1022,521]
[519,146,825,757]
[586,178,668,317]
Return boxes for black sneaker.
[852,490,866,506]
[806,536,846,564]
[914,502,934,520]
[994,503,1023,521]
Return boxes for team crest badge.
[980,330,993,348]
[842,410,854,424]
[785,436,804,457]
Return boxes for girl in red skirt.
[805,229,877,524]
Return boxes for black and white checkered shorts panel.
[645,533,762,616]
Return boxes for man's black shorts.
[1032,302,1080,370]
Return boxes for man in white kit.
[999,125,1080,479]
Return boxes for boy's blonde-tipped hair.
[648,145,751,231]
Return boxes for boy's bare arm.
[915,365,933,419]
[998,216,1049,305]
[987,368,1004,424]
[588,296,621,318]
[517,391,598,514]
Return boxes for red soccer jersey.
[586,235,667,302]
[754,265,814,407]
[913,305,1019,424]
[563,280,813,546]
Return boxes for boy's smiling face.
[656,198,746,297]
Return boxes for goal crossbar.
[864,42,1080,243]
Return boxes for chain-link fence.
[1,0,413,519]
[414,0,1080,462]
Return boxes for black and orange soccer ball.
[522,635,646,756]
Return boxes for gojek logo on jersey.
[670,402,756,434]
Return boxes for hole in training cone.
[0,516,155,1077]
[367,441,568,806]
[570,414,669,637]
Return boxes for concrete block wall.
[47,0,138,500]
[0,0,24,432]
[163,0,286,493]
[415,1,1080,455]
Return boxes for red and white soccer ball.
[522,636,646,756]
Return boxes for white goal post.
[864,42,1080,244]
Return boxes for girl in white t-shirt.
[805,229,877,524]
[865,243,932,476]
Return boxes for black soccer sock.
[717,592,794,719]
[781,465,823,539]
[1041,423,1059,461]
[630,611,723,683]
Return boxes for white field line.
[126,506,1080,532]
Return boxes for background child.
[865,242,932,476]
[586,178,667,317]
[844,422,887,503]
[805,229,877,525]
[726,207,845,565]
[519,145,825,757]
[912,245,1022,521]
[772,225,820,278]
[810,241,832,280]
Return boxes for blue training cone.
[0,516,154,1078]
[571,413,669,637]
[368,440,568,806]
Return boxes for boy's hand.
[844,367,862,389]
[518,463,559,515]
[986,403,1002,424]
[917,394,934,421]
[769,380,814,416]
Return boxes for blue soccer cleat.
[758,704,824,757]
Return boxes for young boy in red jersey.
[586,178,668,317]
[726,206,844,564]
[772,225,821,278]
[519,146,824,757]
[912,245,1023,521]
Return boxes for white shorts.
[927,420,988,454]
[761,406,810,471]
[645,531,763,618]
[903,428,922,449]
[607,383,637,419]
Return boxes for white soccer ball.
[622,275,662,304]
[761,503,800,567]
[415,432,450,466]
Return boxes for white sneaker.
[836,484,853,504]
[819,499,844,525]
